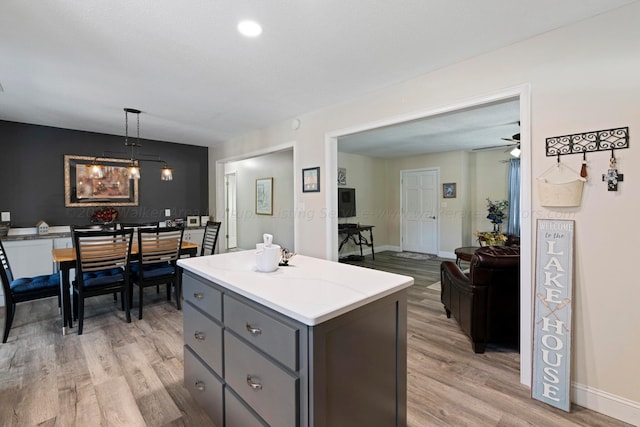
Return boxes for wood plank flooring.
[0,253,631,426]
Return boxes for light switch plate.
[1,212,10,222]
[164,209,171,217]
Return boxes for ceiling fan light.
[161,165,173,181]
[510,145,521,158]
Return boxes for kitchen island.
[177,250,413,427]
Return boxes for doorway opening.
[326,85,532,386]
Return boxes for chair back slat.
[74,230,133,274]
[201,221,221,256]
[138,228,183,265]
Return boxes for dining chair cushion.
[81,267,125,288]
[131,262,175,279]
[10,274,60,294]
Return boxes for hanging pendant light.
[87,160,104,179]
[161,164,174,181]
[124,108,142,180]
[88,108,175,181]
[127,161,141,180]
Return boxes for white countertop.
[178,251,414,326]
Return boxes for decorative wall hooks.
[545,126,629,157]
[546,126,629,192]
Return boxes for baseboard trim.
[572,382,640,425]
[438,250,455,259]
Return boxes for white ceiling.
[0,1,635,147]
[338,98,520,158]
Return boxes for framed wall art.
[302,167,320,192]
[64,154,139,207]
[443,182,457,198]
[338,167,347,186]
[256,177,273,215]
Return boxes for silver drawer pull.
[194,331,205,341]
[246,375,263,391]
[193,292,205,300]
[195,380,206,391]
[245,323,262,335]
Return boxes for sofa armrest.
[440,261,470,286]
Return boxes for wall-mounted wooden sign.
[532,219,575,411]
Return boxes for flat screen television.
[338,188,356,218]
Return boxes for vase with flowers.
[485,198,508,232]
[91,207,119,224]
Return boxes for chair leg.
[78,297,85,335]
[73,290,78,321]
[166,282,171,301]
[3,302,15,343]
[124,286,131,323]
[138,284,144,320]
[175,281,181,311]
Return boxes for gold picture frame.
[64,154,139,207]
[443,182,457,199]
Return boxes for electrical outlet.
[1,212,10,222]
[165,209,171,217]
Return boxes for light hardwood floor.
[0,253,631,426]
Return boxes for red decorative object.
[92,207,119,223]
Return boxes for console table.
[338,224,375,261]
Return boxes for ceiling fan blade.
[472,143,517,152]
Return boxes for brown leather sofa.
[440,246,520,353]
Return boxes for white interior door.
[401,169,438,254]
[225,173,237,249]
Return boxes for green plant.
[475,231,508,246]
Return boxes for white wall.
[211,3,640,423]
[224,150,294,251]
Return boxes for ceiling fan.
[472,122,520,157]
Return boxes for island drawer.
[183,272,222,321]
[184,346,224,427]
[225,388,268,427]
[223,294,300,371]
[224,332,298,427]
[184,301,223,375]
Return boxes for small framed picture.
[256,177,273,215]
[186,216,200,227]
[302,167,320,192]
[443,183,457,198]
[200,216,210,226]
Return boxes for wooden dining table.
[52,241,198,335]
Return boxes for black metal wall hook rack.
[545,126,629,158]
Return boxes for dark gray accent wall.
[0,120,208,228]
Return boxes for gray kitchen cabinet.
[182,268,407,426]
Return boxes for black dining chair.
[72,229,134,335]
[119,222,161,292]
[201,221,221,256]
[71,223,120,302]
[118,222,160,231]
[132,227,184,319]
[0,239,61,343]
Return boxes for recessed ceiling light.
[238,20,262,37]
